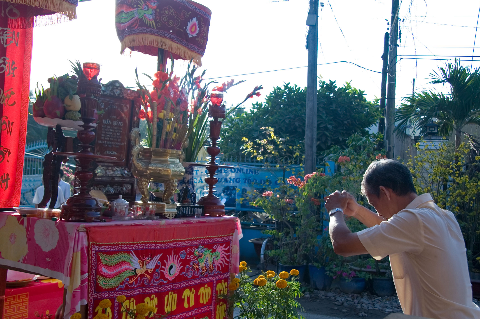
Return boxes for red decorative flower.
[262,191,273,197]
[338,155,351,163]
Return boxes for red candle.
[210,92,223,106]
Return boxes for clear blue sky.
[30,0,480,111]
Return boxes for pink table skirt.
[0,214,242,318]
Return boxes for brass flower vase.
[130,128,184,217]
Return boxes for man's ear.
[379,186,391,201]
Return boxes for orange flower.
[279,271,289,279]
[290,269,300,276]
[257,278,267,286]
[276,279,288,289]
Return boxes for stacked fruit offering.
[33,74,81,121]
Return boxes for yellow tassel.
[4,0,77,20]
[120,34,202,66]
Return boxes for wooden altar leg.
[0,267,7,318]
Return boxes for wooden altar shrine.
[35,80,142,208]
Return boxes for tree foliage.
[395,60,480,149]
[219,81,380,161]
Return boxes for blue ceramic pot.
[339,277,366,294]
[372,277,395,296]
[278,263,307,283]
[308,265,326,290]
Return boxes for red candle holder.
[196,94,233,217]
[83,62,100,81]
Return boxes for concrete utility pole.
[385,0,399,159]
[378,32,389,137]
[305,0,319,174]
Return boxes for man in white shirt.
[32,176,66,209]
[58,169,71,201]
[325,159,480,319]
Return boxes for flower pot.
[372,277,395,297]
[308,265,326,290]
[472,279,480,299]
[339,277,366,294]
[278,263,307,283]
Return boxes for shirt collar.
[405,193,433,210]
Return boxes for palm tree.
[395,60,480,149]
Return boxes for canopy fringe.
[121,34,202,66]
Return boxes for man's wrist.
[329,207,344,217]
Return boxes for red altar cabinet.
[0,214,241,319]
[4,279,65,319]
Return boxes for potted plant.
[252,183,314,282]
[370,258,395,297]
[227,261,304,319]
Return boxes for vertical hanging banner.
[115,0,211,66]
[0,2,33,207]
[0,0,77,207]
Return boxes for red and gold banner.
[115,0,211,66]
[87,218,237,319]
[0,0,77,207]
[0,2,33,207]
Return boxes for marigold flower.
[257,278,267,286]
[116,295,126,303]
[136,303,149,315]
[266,270,276,277]
[93,314,108,319]
[98,299,112,309]
[240,261,247,267]
[136,315,146,319]
[239,265,247,272]
[276,279,288,289]
[253,278,259,286]
[71,313,82,319]
[279,271,289,279]
[257,275,265,279]
[232,278,240,284]
[290,269,300,276]
[229,282,239,291]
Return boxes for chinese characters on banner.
[0,2,33,207]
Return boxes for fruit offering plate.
[33,117,96,131]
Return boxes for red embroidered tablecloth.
[0,215,242,319]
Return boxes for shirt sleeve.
[32,186,42,204]
[357,210,424,260]
[63,182,71,200]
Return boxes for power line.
[205,61,381,80]
[473,5,480,66]
[403,19,477,29]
